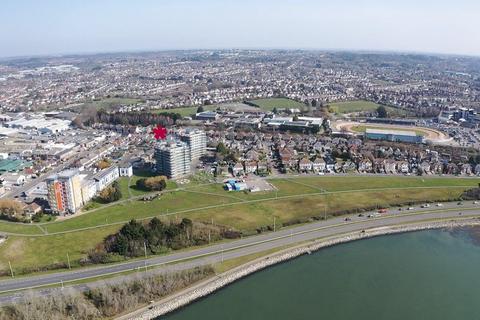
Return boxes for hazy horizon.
[2,0,480,59]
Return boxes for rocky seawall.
[119,218,480,320]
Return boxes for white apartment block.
[179,129,207,160]
[155,141,191,179]
[46,169,83,214]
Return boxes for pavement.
[0,201,479,303]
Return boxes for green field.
[246,98,306,111]
[328,100,408,116]
[153,105,219,117]
[75,97,143,112]
[351,125,425,136]
[0,176,477,274]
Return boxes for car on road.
[473,201,479,204]
[457,202,463,206]
[407,207,414,210]
[421,204,430,208]
[358,213,364,217]
[344,217,352,221]
[436,203,443,207]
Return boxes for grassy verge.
[0,176,477,274]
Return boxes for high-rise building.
[155,141,191,179]
[46,169,83,214]
[179,129,207,160]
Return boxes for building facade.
[155,141,191,179]
[46,169,83,214]
[179,129,207,160]
[93,166,120,191]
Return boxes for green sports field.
[328,100,409,116]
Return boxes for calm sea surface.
[161,228,480,320]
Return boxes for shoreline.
[117,218,480,320]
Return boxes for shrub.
[136,176,167,191]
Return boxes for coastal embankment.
[118,218,480,320]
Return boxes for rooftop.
[365,128,417,137]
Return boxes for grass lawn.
[0,176,478,274]
[246,98,306,111]
[328,100,408,117]
[0,225,121,275]
[76,97,143,112]
[152,105,218,117]
[328,100,381,113]
[350,125,425,136]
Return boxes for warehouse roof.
[365,128,417,137]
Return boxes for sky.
[1,0,480,58]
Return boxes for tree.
[293,115,299,121]
[98,181,122,203]
[322,118,330,133]
[216,142,228,155]
[96,159,111,170]
[136,176,167,191]
[272,107,278,114]
[0,199,24,221]
[196,106,204,113]
[377,105,388,118]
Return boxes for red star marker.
[153,124,168,140]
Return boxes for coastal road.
[1,203,480,298]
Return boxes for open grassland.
[328,100,408,116]
[77,97,143,112]
[328,100,381,113]
[0,225,121,274]
[246,98,306,111]
[0,176,477,274]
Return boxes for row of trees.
[88,217,239,261]
[76,109,181,127]
[104,218,197,257]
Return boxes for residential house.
[312,158,326,172]
[232,163,244,176]
[245,161,257,174]
[299,158,313,172]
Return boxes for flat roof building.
[365,128,423,144]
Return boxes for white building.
[179,129,207,160]
[93,166,120,191]
[155,141,191,179]
[119,162,133,177]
